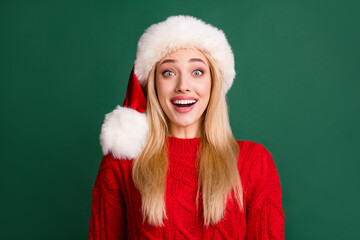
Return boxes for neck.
[168,121,202,139]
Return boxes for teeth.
[172,99,197,105]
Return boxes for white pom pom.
[99,106,148,160]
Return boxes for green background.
[1,0,359,239]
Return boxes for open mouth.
[171,99,197,108]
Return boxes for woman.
[89,15,284,239]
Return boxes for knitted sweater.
[89,137,284,239]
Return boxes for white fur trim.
[134,15,235,93]
[99,106,148,160]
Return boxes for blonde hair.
[132,50,243,226]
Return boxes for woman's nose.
[175,74,191,93]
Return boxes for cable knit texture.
[89,137,284,239]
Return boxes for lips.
[170,96,198,113]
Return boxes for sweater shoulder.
[236,140,273,160]
[96,153,133,191]
[236,140,278,183]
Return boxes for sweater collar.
[166,136,201,155]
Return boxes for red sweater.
[89,137,284,239]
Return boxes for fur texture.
[134,15,235,93]
[100,106,148,159]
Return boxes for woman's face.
[155,49,211,138]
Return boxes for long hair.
[132,50,243,226]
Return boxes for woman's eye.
[163,70,175,77]
[193,70,203,76]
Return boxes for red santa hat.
[100,15,236,159]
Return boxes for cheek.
[155,79,171,109]
[155,77,165,99]
[198,79,212,101]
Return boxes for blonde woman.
[89,15,284,239]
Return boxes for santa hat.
[100,15,236,159]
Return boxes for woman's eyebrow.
[160,59,175,65]
[189,58,207,65]
[160,58,207,66]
